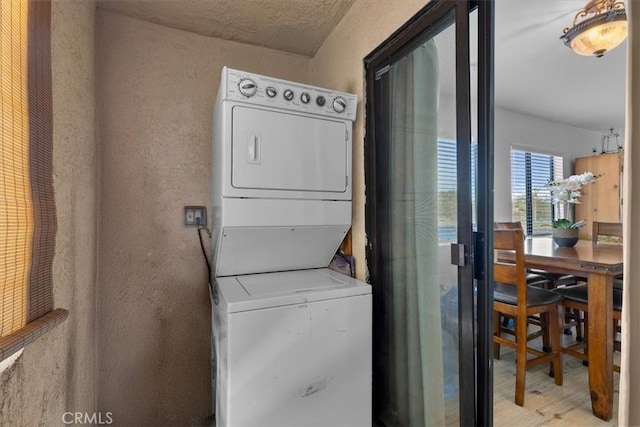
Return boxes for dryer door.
[231,106,348,194]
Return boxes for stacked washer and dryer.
[210,67,372,427]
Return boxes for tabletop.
[501,237,624,276]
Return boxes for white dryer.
[212,67,357,277]
[211,67,371,427]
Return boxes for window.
[510,149,563,235]
[437,140,477,242]
[0,0,66,362]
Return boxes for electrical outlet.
[184,206,206,226]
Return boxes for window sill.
[0,349,23,374]
[0,308,68,363]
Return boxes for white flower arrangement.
[546,172,601,229]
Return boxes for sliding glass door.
[364,1,494,425]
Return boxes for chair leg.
[515,313,528,406]
[541,312,550,352]
[549,305,563,385]
[614,319,621,352]
[582,311,590,366]
[575,309,584,342]
[501,315,510,328]
[493,310,501,360]
[563,308,573,336]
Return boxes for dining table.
[500,237,623,421]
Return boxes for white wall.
[437,93,603,222]
[434,94,605,285]
[494,108,604,221]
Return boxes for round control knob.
[316,96,326,107]
[333,96,347,113]
[266,86,277,98]
[238,78,257,97]
[300,92,311,104]
[283,89,294,101]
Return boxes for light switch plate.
[184,206,206,226]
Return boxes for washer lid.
[239,269,346,296]
[215,268,371,313]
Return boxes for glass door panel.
[365,2,493,426]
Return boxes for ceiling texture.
[97,0,356,57]
[98,0,626,134]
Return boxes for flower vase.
[553,228,579,247]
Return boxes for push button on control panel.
[316,96,326,107]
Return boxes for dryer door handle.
[248,134,261,164]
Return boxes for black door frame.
[363,1,494,425]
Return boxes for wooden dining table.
[500,237,623,421]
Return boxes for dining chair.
[592,221,624,290]
[494,221,581,343]
[552,285,622,373]
[493,222,549,340]
[493,228,563,406]
[592,221,623,243]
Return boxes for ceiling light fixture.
[560,0,627,58]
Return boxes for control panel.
[222,67,357,121]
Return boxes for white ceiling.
[97,0,626,133]
[495,0,626,133]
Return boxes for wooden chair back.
[494,229,526,298]
[592,221,623,244]
[494,221,524,231]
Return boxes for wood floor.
[493,334,619,427]
[443,333,620,426]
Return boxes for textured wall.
[0,0,97,424]
[309,0,428,280]
[95,10,309,425]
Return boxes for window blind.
[510,149,564,235]
[1,0,31,338]
[437,140,477,242]
[0,0,67,362]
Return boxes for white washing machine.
[211,67,371,427]
[213,268,371,427]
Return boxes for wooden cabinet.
[574,152,623,239]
